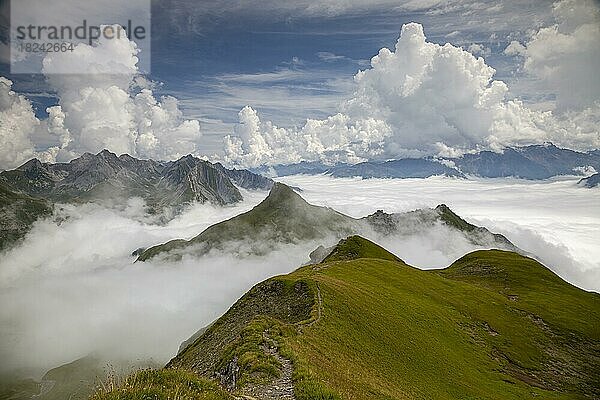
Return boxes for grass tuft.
[90,369,231,400]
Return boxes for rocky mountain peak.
[98,149,117,157]
[260,183,303,207]
[435,204,451,213]
[16,158,44,171]
[322,235,402,263]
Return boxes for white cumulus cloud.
[224,22,600,168]
[505,0,600,111]
[0,78,40,169]
[224,106,392,167]
[0,25,202,169]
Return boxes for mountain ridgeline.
[251,143,600,180]
[137,182,517,261]
[137,183,355,261]
[99,237,600,400]
[0,150,273,250]
[0,150,273,207]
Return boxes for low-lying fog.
[279,175,600,291]
[1,176,597,378]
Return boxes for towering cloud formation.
[224,106,392,166]
[0,26,202,170]
[225,21,600,168]
[0,78,40,168]
[506,0,600,111]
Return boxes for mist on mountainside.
[1,175,597,380]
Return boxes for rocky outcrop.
[0,150,273,210]
[0,181,52,250]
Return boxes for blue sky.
[148,0,555,150]
[1,0,558,154]
[3,0,599,169]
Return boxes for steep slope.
[434,204,516,248]
[32,356,105,400]
[164,238,599,400]
[215,163,274,190]
[0,180,52,250]
[0,150,273,210]
[156,155,242,206]
[363,204,516,251]
[137,183,356,261]
[138,183,516,262]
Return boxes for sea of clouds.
[0,0,598,379]
[1,175,598,379]
[279,174,600,291]
[0,190,277,376]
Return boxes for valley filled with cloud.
[1,175,597,377]
[0,1,598,397]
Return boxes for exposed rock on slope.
[0,180,52,250]
[0,150,273,210]
[138,183,518,261]
[578,172,600,188]
[167,238,599,399]
[215,163,273,190]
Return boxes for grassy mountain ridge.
[138,183,517,262]
[102,236,599,399]
[322,235,402,263]
[137,183,355,261]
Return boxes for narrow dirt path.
[237,335,295,400]
[234,282,324,399]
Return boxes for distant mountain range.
[1,150,272,207]
[455,143,600,179]
[251,143,600,180]
[0,150,272,250]
[137,182,517,262]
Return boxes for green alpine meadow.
[95,236,599,400]
[1,1,599,398]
